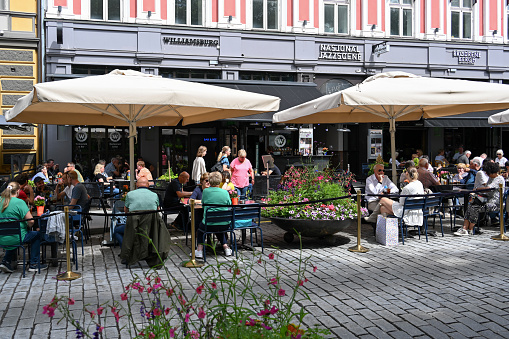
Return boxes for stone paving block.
[449,322,483,337]
[329,326,357,339]
[392,321,424,336]
[1,326,16,339]
[419,325,450,339]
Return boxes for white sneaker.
[468,230,473,235]
[454,228,469,236]
[190,250,203,259]
[224,248,233,256]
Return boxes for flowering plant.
[42,238,330,338]
[262,166,368,220]
[121,185,129,201]
[322,147,328,153]
[228,189,238,199]
[34,195,46,206]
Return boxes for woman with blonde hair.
[0,182,46,273]
[192,146,207,185]
[93,163,119,197]
[217,146,231,173]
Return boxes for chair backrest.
[233,204,261,222]
[113,199,125,214]
[402,197,425,212]
[204,207,234,226]
[0,218,22,245]
[424,195,441,209]
[82,182,104,208]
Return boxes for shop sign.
[274,135,286,148]
[109,131,121,143]
[372,41,390,57]
[203,137,217,141]
[318,44,362,61]
[75,130,88,142]
[452,50,481,65]
[162,37,219,47]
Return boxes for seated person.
[502,161,509,181]
[364,164,399,224]
[68,170,89,210]
[0,182,47,273]
[32,165,50,184]
[94,163,120,197]
[114,177,159,248]
[14,173,33,205]
[163,171,192,230]
[135,160,154,185]
[221,171,235,192]
[193,172,233,259]
[379,167,424,226]
[452,163,469,183]
[435,149,450,167]
[105,157,121,178]
[399,161,415,189]
[417,158,440,190]
[54,173,74,204]
[34,177,51,199]
[65,162,84,183]
[190,173,210,204]
[261,156,282,176]
[455,161,505,236]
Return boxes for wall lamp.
[148,11,152,17]
[228,15,233,23]
[58,5,62,13]
[303,20,307,26]
[434,27,439,33]
[371,24,376,30]
[493,29,498,36]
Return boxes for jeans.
[105,187,121,198]
[113,225,125,247]
[235,186,248,200]
[3,231,42,266]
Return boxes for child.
[221,171,235,191]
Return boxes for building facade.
[0,0,40,175]
[43,0,509,177]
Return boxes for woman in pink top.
[230,149,255,200]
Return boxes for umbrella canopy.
[6,69,280,188]
[273,71,509,183]
[488,109,509,125]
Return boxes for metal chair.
[200,207,235,262]
[397,197,426,244]
[0,218,28,277]
[232,204,264,254]
[111,199,126,247]
[423,195,444,237]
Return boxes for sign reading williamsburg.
[319,44,362,61]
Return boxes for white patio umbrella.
[6,69,280,189]
[488,109,509,125]
[273,71,509,183]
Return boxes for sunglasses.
[203,179,209,183]
[377,169,384,172]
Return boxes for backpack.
[210,162,224,173]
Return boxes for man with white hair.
[417,158,440,189]
[472,153,486,166]
[364,164,399,224]
[456,150,471,165]
[495,149,508,168]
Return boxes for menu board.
[368,129,383,160]
[299,128,313,156]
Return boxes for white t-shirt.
[495,157,508,168]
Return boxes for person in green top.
[193,172,233,259]
[0,182,47,273]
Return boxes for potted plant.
[262,166,368,244]
[228,189,239,205]
[34,195,46,215]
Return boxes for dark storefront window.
[72,65,140,75]
[160,68,221,79]
[72,126,131,180]
[239,71,296,82]
[161,129,189,175]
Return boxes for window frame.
[388,0,413,37]
[174,0,205,26]
[450,0,473,40]
[90,0,122,21]
[0,0,8,11]
[252,0,279,30]
[323,1,349,35]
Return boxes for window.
[91,0,121,21]
[0,0,8,11]
[389,0,412,36]
[239,71,296,81]
[253,0,278,30]
[160,68,221,79]
[451,0,472,39]
[323,2,348,34]
[175,0,203,25]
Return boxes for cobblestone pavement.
[1,214,509,338]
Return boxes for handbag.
[210,162,224,173]
[471,194,487,206]
[376,215,398,246]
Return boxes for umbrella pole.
[389,117,397,185]
[129,110,136,191]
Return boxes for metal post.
[57,206,81,280]
[348,191,369,253]
[492,183,509,241]
[181,199,204,268]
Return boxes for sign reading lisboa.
[318,44,362,61]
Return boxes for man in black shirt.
[163,171,192,230]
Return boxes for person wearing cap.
[495,149,508,168]
[33,177,51,199]
[456,150,471,165]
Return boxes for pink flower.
[197,307,206,319]
[185,313,190,323]
[265,299,271,306]
[298,280,304,286]
[313,266,317,272]
[165,308,171,315]
[149,332,155,339]
[268,253,275,260]
[146,287,153,294]
[169,328,175,337]
[269,278,278,285]
[166,288,174,297]
[89,311,96,319]
[278,289,286,296]
[120,293,128,301]
[43,305,55,318]
[138,286,144,293]
[211,282,217,289]
[153,308,162,316]
[125,284,130,290]
[68,298,75,305]
[196,285,204,294]
[96,307,104,315]
[153,283,162,290]
[155,277,161,284]
[97,326,104,333]
[257,258,262,264]
[328,204,335,211]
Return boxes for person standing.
[0,182,47,273]
[230,149,255,200]
[217,146,231,173]
[192,146,207,185]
